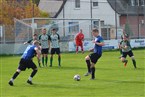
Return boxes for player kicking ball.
[120,34,137,68]
[8,40,41,86]
[84,28,104,80]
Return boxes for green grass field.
[0,50,145,97]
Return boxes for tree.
[0,0,49,25]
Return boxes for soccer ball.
[73,74,81,81]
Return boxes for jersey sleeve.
[47,34,51,41]
[38,35,41,40]
[57,33,60,40]
[27,39,33,43]
[99,37,104,43]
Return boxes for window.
[69,22,79,33]
[93,1,98,7]
[100,21,105,26]
[93,21,99,28]
[130,0,145,6]
[75,0,80,8]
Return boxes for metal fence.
[0,0,145,43]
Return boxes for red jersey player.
[75,29,84,54]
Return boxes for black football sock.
[91,67,95,79]
[30,70,38,78]
[42,57,44,66]
[50,56,53,66]
[132,59,137,68]
[58,56,61,66]
[86,60,91,73]
[12,72,19,80]
[45,56,48,66]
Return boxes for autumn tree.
[0,0,49,25]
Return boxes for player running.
[39,28,51,67]
[84,28,104,80]
[8,40,41,86]
[120,34,137,68]
[75,29,84,54]
[49,28,61,67]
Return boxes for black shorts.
[89,53,102,64]
[41,48,49,54]
[18,58,37,71]
[51,48,60,54]
[122,50,134,58]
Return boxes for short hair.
[33,40,40,45]
[52,28,56,31]
[92,28,99,33]
[33,34,37,36]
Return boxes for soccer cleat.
[8,81,13,86]
[90,78,95,80]
[124,60,128,67]
[27,80,33,85]
[84,72,91,76]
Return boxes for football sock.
[28,77,32,81]
[86,60,91,73]
[30,69,37,78]
[11,72,19,81]
[50,56,53,66]
[76,47,78,52]
[58,56,61,66]
[45,56,48,66]
[91,67,95,79]
[42,57,44,66]
[132,59,137,68]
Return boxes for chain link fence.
[0,0,145,44]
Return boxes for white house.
[53,0,120,39]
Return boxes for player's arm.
[92,39,105,46]
[48,35,51,48]
[24,39,32,44]
[34,47,41,61]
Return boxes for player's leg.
[90,63,95,80]
[50,48,54,67]
[90,53,101,80]
[80,43,84,54]
[84,55,91,76]
[76,46,79,54]
[41,49,45,67]
[44,54,48,67]
[121,52,128,67]
[9,69,21,86]
[8,59,26,86]
[56,48,61,67]
[128,51,137,69]
[27,61,38,85]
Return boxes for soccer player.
[8,40,41,86]
[39,28,51,67]
[24,34,41,67]
[118,35,123,58]
[120,34,137,68]
[84,28,104,80]
[49,28,61,67]
[75,29,84,54]
[24,34,38,45]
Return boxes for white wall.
[57,0,120,38]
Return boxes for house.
[108,0,145,39]
[38,0,145,39]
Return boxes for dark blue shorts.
[41,48,49,54]
[51,48,60,54]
